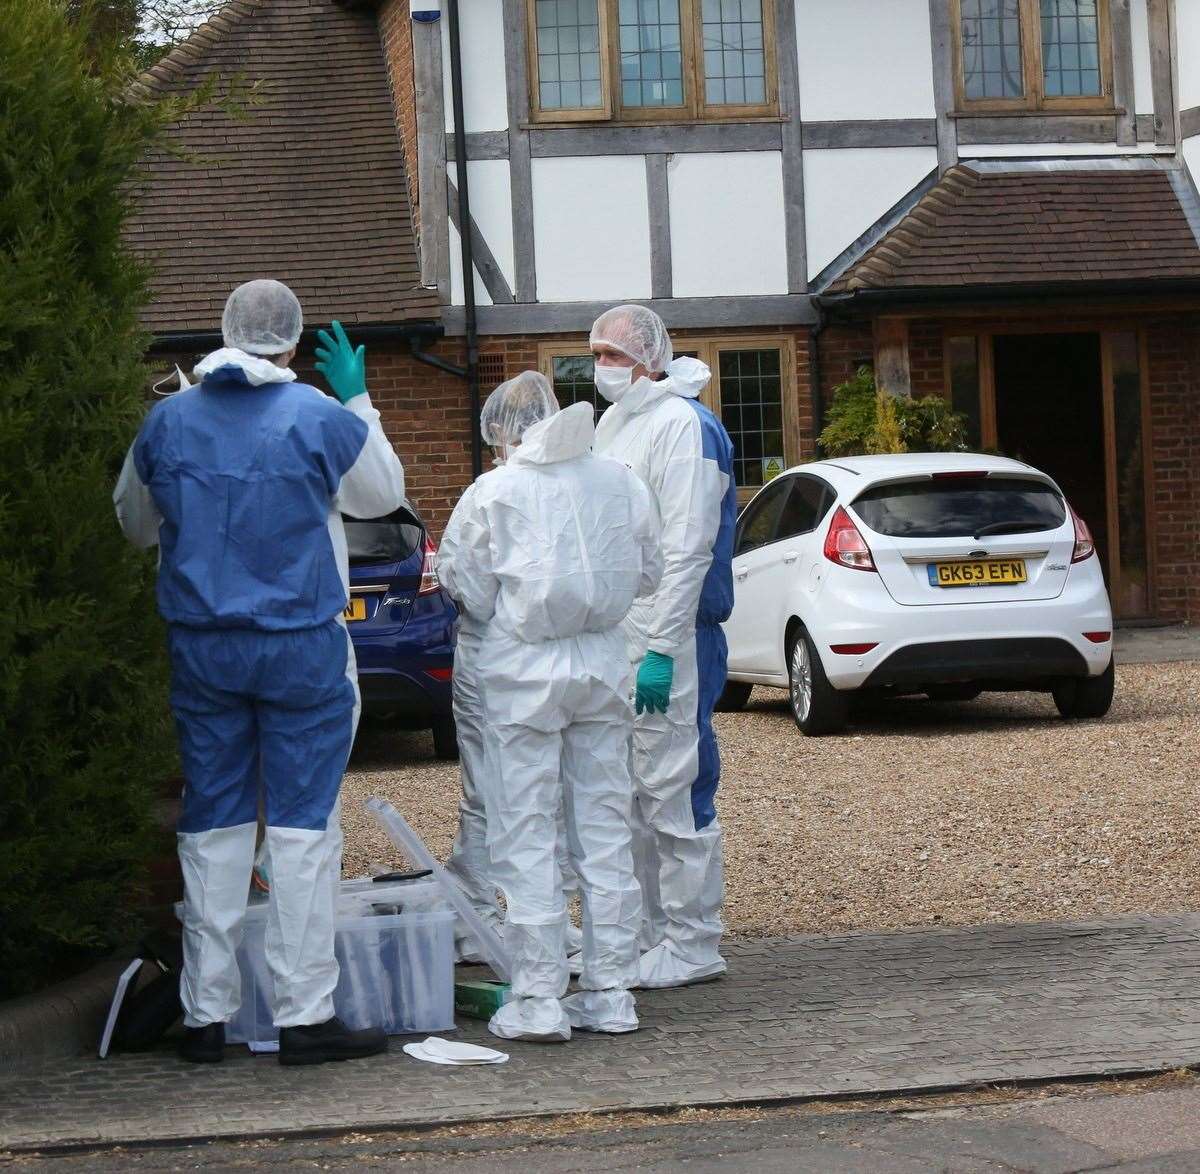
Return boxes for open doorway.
[992,332,1109,577]
[976,329,1152,618]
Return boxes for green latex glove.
[314,320,367,403]
[635,651,674,716]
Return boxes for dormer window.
[953,0,1113,112]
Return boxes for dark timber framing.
[646,154,673,299]
[1147,0,1176,146]
[413,16,449,299]
[445,177,515,305]
[1111,0,1138,147]
[428,0,1185,335]
[442,295,818,336]
[503,0,537,302]
[928,0,960,172]
[775,0,806,292]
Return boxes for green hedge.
[0,0,178,999]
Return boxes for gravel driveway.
[341,662,1200,933]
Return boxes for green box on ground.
[454,979,512,1021]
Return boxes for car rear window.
[852,476,1066,539]
[343,508,423,564]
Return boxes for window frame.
[527,0,779,126]
[951,0,1114,115]
[538,332,800,504]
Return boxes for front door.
[949,327,1153,619]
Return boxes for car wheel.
[925,684,983,703]
[788,628,848,736]
[430,714,459,760]
[1053,658,1115,720]
[715,679,753,712]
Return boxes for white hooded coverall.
[438,401,663,1039]
[594,357,735,989]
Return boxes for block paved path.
[2,915,1198,1153]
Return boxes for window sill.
[950,107,1125,119]
[523,115,787,131]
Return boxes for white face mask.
[594,363,636,403]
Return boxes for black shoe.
[278,1017,387,1066]
[180,1023,225,1063]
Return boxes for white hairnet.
[221,279,303,356]
[479,371,558,448]
[589,304,673,373]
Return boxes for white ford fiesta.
[720,452,1114,735]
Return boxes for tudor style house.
[130,0,1200,622]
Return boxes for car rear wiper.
[973,521,1039,539]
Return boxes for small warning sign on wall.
[762,457,784,482]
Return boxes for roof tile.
[827,164,1200,294]
[126,0,438,334]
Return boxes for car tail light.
[418,536,440,595]
[425,666,453,681]
[930,470,987,480]
[1068,502,1095,563]
[830,642,879,655]
[823,507,876,572]
[1083,631,1111,644]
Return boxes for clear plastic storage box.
[176,877,456,1047]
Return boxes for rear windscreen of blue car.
[852,477,1066,539]
[343,509,423,565]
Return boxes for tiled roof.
[127,0,438,335]
[826,163,1200,295]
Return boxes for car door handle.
[783,551,799,564]
[734,566,749,581]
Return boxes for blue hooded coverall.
[115,350,405,1028]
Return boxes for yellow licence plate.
[343,597,367,622]
[928,559,1027,588]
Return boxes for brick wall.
[378,0,420,236]
[1145,316,1200,622]
[149,315,1200,620]
[909,320,945,396]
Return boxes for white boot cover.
[562,988,639,1034]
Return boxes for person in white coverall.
[445,591,582,962]
[589,305,738,990]
[438,373,663,1042]
[114,280,406,1065]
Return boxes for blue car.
[342,502,458,759]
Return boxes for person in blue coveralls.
[589,304,738,990]
[114,279,406,1065]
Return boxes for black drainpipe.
[445,0,482,479]
[808,300,828,449]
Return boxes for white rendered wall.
[1177,0,1200,112]
[1130,0,1155,115]
[442,1,508,133]
[796,0,936,121]
[447,160,515,307]
[447,221,490,306]
[668,152,788,297]
[803,147,937,280]
[531,156,651,302]
[1184,138,1200,185]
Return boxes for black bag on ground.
[111,931,184,1051]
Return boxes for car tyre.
[430,714,459,760]
[715,679,753,712]
[1052,658,1115,720]
[788,628,848,736]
